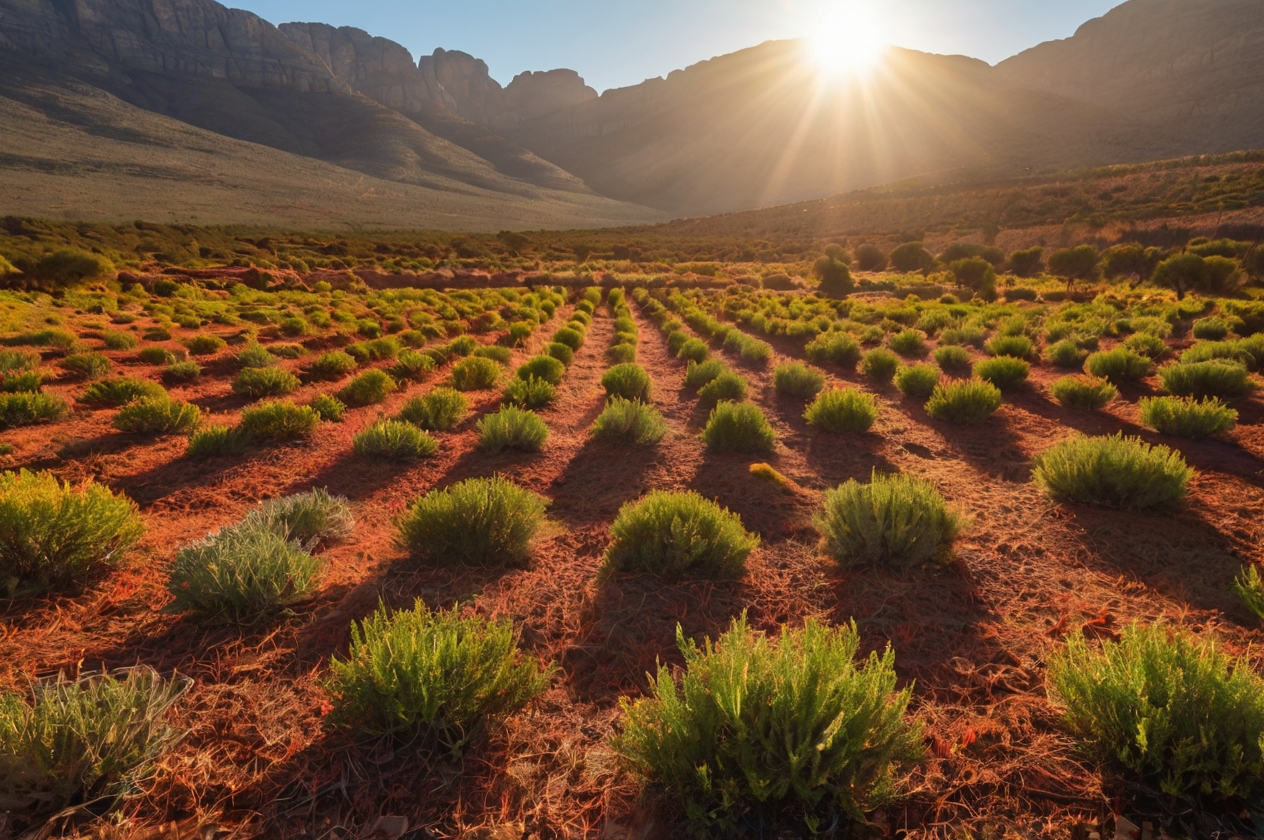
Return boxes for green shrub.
[162,360,201,383]
[1085,348,1151,384]
[728,333,773,366]
[396,476,547,566]
[235,342,276,369]
[186,424,252,457]
[233,366,301,399]
[0,470,143,594]
[701,401,775,453]
[1180,340,1253,368]
[309,393,345,422]
[1159,361,1254,400]
[590,398,667,446]
[697,371,749,405]
[544,342,574,365]
[677,338,710,363]
[1050,375,1117,410]
[504,376,556,409]
[985,334,1034,360]
[1045,339,1089,368]
[324,601,552,750]
[354,419,438,460]
[81,377,166,407]
[138,346,177,366]
[1048,623,1264,806]
[1122,332,1168,360]
[973,356,1029,390]
[390,349,437,382]
[0,370,42,393]
[606,343,637,364]
[888,329,928,358]
[167,518,321,623]
[101,330,139,351]
[113,396,200,435]
[1138,396,1237,438]
[517,354,566,386]
[805,332,862,368]
[1033,434,1191,509]
[338,369,396,407]
[603,490,757,579]
[815,472,962,569]
[861,347,900,382]
[805,388,878,433]
[451,356,501,391]
[1192,316,1234,340]
[307,351,358,381]
[613,616,922,833]
[1233,565,1264,623]
[507,321,534,347]
[684,358,726,389]
[239,401,319,442]
[0,392,70,428]
[933,345,972,372]
[666,330,690,355]
[773,362,826,399]
[602,363,652,401]
[248,488,353,546]
[552,327,585,351]
[182,334,226,356]
[895,364,941,400]
[477,406,549,452]
[473,345,513,365]
[0,669,185,819]
[398,388,467,431]
[60,352,111,379]
[925,380,1003,424]
[0,350,38,376]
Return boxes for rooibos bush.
[354,419,439,460]
[924,379,1002,424]
[701,401,775,453]
[309,393,345,422]
[603,490,758,578]
[1138,396,1237,438]
[80,377,166,408]
[504,376,556,409]
[398,387,467,431]
[895,364,941,400]
[973,356,1029,390]
[698,372,748,405]
[861,347,900,382]
[684,358,726,389]
[1045,339,1089,369]
[60,352,111,379]
[888,329,928,358]
[552,327,585,351]
[324,601,552,751]
[985,334,1034,360]
[239,401,319,442]
[544,342,574,365]
[338,369,396,407]
[1050,375,1117,410]
[933,345,972,372]
[113,396,200,435]
[1159,360,1254,400]
[1085,348,1151,384]
[816,472,961,569]
[1048,623,1264,805]
[0,392,69,428]
[613,616,922,832]
[773,361,826,399]
[234,342,275,369]
[182,334,226,356]
[602,363,652,401]
[677,338,710,363]
[1033,434,1192,509]
[451,356,501,391]
[805,332,861,368]
[162,360,201,383]
[477,406,549,452]
[306,351,358,381]
[517,354,566,386]
[805,387,878,433]
[590,398,667,445]
[186,424,252,457]
[248,488,353,547]
[0,469,143,594]
[390,349,437,382]
[396,476,547,566]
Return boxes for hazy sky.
[234,0,1124,92]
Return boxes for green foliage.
[590,398,668,445]
[613,616,922,832]
[677,338,710,363]
[888,329,928,358]
[698,371,749,405]
[1033,434,1192,509]
[1159,360,1254,400]
[390,349,437,382]
[933,345,972,372]
[607,343,637,364]
[338,369,397,407]
[354,419,438,460]
[324,601,552,751]
[1193,317,1235,341]
[239,401,319,442]
[182,334,226,356]
[544,342,574,365]
[598,363,650,401]
[0,469,143,594]
[552,327,585,351]
[724,331,773,366]
[517,354,566,386]
[0,370,43,393]
[162,360,201,383]
[113,396,200,435]
[60,352,111,379]
[950,257,998,300]
[603,491,758,579]
[700,401,775,453]
[186,424,252,457]
[235,342,276,369]
[1048,623,1264,805]
[451,356,502,391]
[816,472,961,569]
[985,334,1034,360]
[309,393,345,422]
[972,356,1029,390]
[805,332,861,368]
[889,241,936,273]
[398,387,467,431]
[307,351,358,381]
[233,366,301,399]
[1122,332,1168,360]
[504,376,556,409]
[23,248,115,287]
[1045,339,1089,369]
[1050,375,1117,410]
[684,359,726,389]
[0,669,185,819]
[1152,253,1242,298]
[102,330,139,351]
[861,347,900,382]
[773,362,826,399]
[1233,565,1264,623]
[80,377,166,407]
[1138,396,1237,438]
[138,346,177,366]
[805,388,879,433]
[168,517,320,623]
[1047,245,1100,285]
[1085,348,1151,385]
[924,379,1003,424]
[1009,246,1044,277]
[396,476,547,566]
[249,488,353,546]
[477,406,549,452]
[812,255,853,297]
[0,392,69,428]
[895,364,941,400]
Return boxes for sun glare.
[806,3,891,81]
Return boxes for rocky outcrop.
[503,69,597,126]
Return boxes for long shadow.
[112,442,283,505]
[907,400,1034,483]
[548,435,662,525]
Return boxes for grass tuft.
[338,369,396,407]
[240,401,319,442]
[895,364,941,399]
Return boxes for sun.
[806,3,891,81]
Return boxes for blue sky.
[235,0,1125,92]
